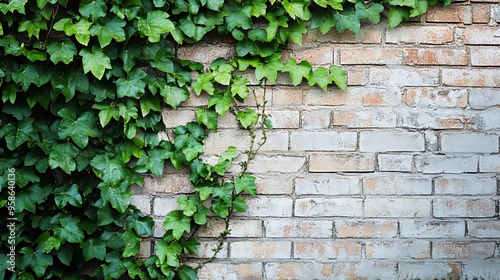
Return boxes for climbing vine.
[0,0,449,279]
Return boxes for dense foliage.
[0,0,448,279]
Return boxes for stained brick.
[404,88,468,108]
[386,26,454,44]
[292,46,334,65]
[400,220,465,238]
[177,43,233,64]
[295,198,363,217]
[370,68,439,86]
[404,48,469,65]
[230,241,291,259]
[468,220,500,238]
[272,87,303,106]
[333,110,397,128]
[443,69,500,87]
[398,263,462,280]
[267,111,300,128]
[294,241,361,259]
[425,5,472,23]
[248,155,305,173]
[434,175,497,195]
[377,154,413,172]
[290,131,357,151]
[265,262,333,279]
[198,263,263,280]
[365,240,431,259]
[335,220,398,238]
[470,47,500,66]
[480,155,500,172]
[432,242,497,259]
[399,109,467,130]
[241,197,293,217]
[365,198,431,217]
[309,153,376,172]
[301,110,331,129]
[463,26,500,45]
[469,89,500,109]
[333,262,398,279]
[363,176,432,195]
[472,4,491,23]
[265,219,333,238]
[415,155,479,173]
[340,48,403,65]
[433,198,496,218]
[295,175,361,195]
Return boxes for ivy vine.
[0,0,449,279]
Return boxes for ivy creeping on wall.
[0,0,449,279]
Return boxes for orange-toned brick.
[230,241,291,259]
[292,46,334,65]
[404,88,468,108]
[346,67,369,86]
[340,48,403,65]
[404,48,469,65]
[294,241,361,259]
[265,262,333,279]
[425,5,472,23]
[386,26,454,44]
[335,220,398,238]
[198,263,263,280]
[472,4,491,23]
[272,87,303,106]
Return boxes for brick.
[443,69,500,87]
[333,262,398,279]
[260,131,289,152]
[363,176,432,195]
[415,155,479,173]
[425,130,439,152]
[472,4,491,23]
[359,131,424,152]
[425,5,472,23]
[400,220,465,238]
[441,133,499,153]
[303,87,351,106]
[153,197,178,216]
[301,110,330,129]
[469,89,500,109]
[162,110,195,128]
[365,198,431,217]
[303,87,400,107]
[404,88,468,108]
[295,198,363,217]
[309,153,376,172]
[264,219,333,238]
[295,175,361,195]
[340,48,403,65]
[290,131,357,151]
[472,110,500,131]
[365,240,431,259]
[130,195,151,215]
[370,68,439,86]
[153,218,166,237]
[204,130,251,153]
[480,155,500,172]
[197,263,263,280]
[386,26,454,44]
[272,87,303,106]
[240,196,293,217]
[346,67,369,86]
[294,241,361,259]
[335,220,398,238]
[463,259,500,280]
[197,218,263,238]
[292,46,334,65]
[494,4,500,22]
[138,240,151,259]
[468,220,500,238]
[361,87,402,106]
[398,262,461,280]
[194,240,228,258]
[463,26,500,45]
[177,43,233,64]
[432,242,497,259]
[333,110,397,128]
[230,241,291,259]
[265,262,333,280]
[404,48,469,65]
[377,154,413,172]
[247,155,305,173]
[267,110,300,128]
[433,198,496,217]
[400,109,467,130]
[434,175,497,195]
[254,175,294,195]
[471,47,500,66]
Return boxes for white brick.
[240,196,293,217]
[365,198,431,217]
[469,89,500,109]
[463,259,500,280]
[248,155,305,173]
[432,242,497,259]
[255,175,294,195]
[365,240,430,259]
[130,195,151,215]
[370,68,439,86]
[424,130,439,152]
[480,155,500,172]
[265,262,333,280]
[265,219,333,237]
[260,131,289,151]
[294,241,361,259]
[415,155,479,173]
[398,263,457,280]
[161,110,195,128]
[198,263,263,280]
[333,262,398,279]
[434,175,497,195]
[230,241,291,259]
[440,133,499,153]
[363,176,432,195]
[360,131,424,152]
[472,110,500,130]
[290,131,357,151]
[433,198,497,218]
[377,154,413,172]
[268,110,300,128]
[302,110,331,129]
[197,219,263,238]
[335,220,398,238]
[153,197,178,216]
[295,175,361,195]
[404,88,468,108]
[400,220,465,238]
[204,130,250,153]
[194,240,228,258]
[333,109,397,128]
[400,108,466,129]
[468,220,500,238]
[295,198,363,217]
[309,153,376,172]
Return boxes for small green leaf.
[388,6,410,28]
[255,53,283,84]
[356,2,384,24]
[49,143,79,174]
[177,195,197,216]
[160,85,189,109]
[329,65,347,91]
[163,210,191,240]
[192,72,215,95]
[54,184,83,208]
[99,182,132,213]
[46,39,77,65]
[207,91,233,116]
[79,0,107,19]
[139,10,175,42]
[18,17,47,39]
[20,246,53,278]
[122,229,141,258]
[58,110,99,149]
[36,232,61,253]
[156,240,182,267]
[234,174,257,195]
[79,46,112,79]
[283,58,312,86]
[264,118,273,129]
[196,107,218,131]
[81,238,106,261]
[334,10,361,35]
[116,68,148,98]
[16,184,50,213]
[232,196,248,212]
[282,0,311,20]
[178,265,198,280]
[236,109,258,128]
[89,16,126,47]
[308,66,331,90]
[53,216,85,243]
[193,205,210,225]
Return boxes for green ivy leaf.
[388,6,410,28]
[20,246,53,278]
[192,72,215,95]
[89,16,126,47]
[207,91,233,116]
[18,17,47,39]
[310,10,336,35]
[308,66,331,91]
[2,117,39,150]
[283,58,312,86]
[80,46,112,79]
[122,229,141,258]
[53,216,85,243]
[79,0,107,19]
[81,238,106,261]
[54,18,92,46]
[177,195,197,216]
[234,174,257,195]
[117,68,148,98]
[52,67,90,101]
[329,65,347,91]
[139,11,175,42]
[282,0,311,20]
[160,85,189,109]
[16,184,50,213]
[12,63,54,90]
[135,147,168,177]
[36,232,62,253]
[255,53,283,83]
[356,2,384,24]
[225,2,253,30]
[178,266,198,280]
[334,10,361,35]
[90,155,130,185]
[163,210,191,240]
[99,182,132,213]
[230,76,249,99]
[193,204,210,225]
[0,0,28,14]
[314,0,343,9]
[47,39,77,65]
[49,142,79,174]
[58,110,99,149]
[54,184,83,208]
[232,196,248,212]
[156,240,182,267]
[236,109,258,128]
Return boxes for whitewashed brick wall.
[133,2,500,278]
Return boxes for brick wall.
[134,2,500,279]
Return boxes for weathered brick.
[265,262,333,280]
[434,175,497,195]
[480,155,500,172]
[295,175,361,195]
[240,196,293,217]
[153,218,166,237]
[138,240,151,259]
[398,262,462,280]
[441,133,499,153]
[309,153,376,172]
[162,110,195,128]
[426,4,472,23]
[377,154,413,172]
[404,88,468,108]
[267,110,300,128]
[404,48,469,65]
[472,110,500,131]
[468,220,500,238]
[335,220,398,238]
[363,176,432,195]
[469,89,500,109]
[433,198,496,218]
[462,259,500,280]
[194,240,228,258]
[197,263,263,280]
[370,68,439,86]
[292,46,334,65]
[470,47,500,66]
[362,88,403,106]
[472,4,491,23]
[230,241,291,259]
[153,197,178,216]
[130,195,151,215]
[333,262,398,279]
[333,110,397,128]
[365,240,431,259]
[425,130,439,152]
[290,131,357,151]
[204,130,251,153]
[386,26,454,44]
[295,198,363,217]
[340,48,403,65]
[400,220,465,238]
[303,87,351,106]
[346,67,369,86]
[400,109,467,130]
[177,43,233,64]
[432,242,497,259]
[415,155,479,173]
[463,26,500,45]
[294,241,361,259]
[359,131,424,152]
[365,198,431,217]
[254,175,294,195]
[265,219,333,238]
[443,69,500,87]
[197,218,263,238]
[301,110,331,129]
[272,87,303,106]
[247,155,305,173]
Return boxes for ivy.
[0,0,448,279]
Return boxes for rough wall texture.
[133,1,500,279]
